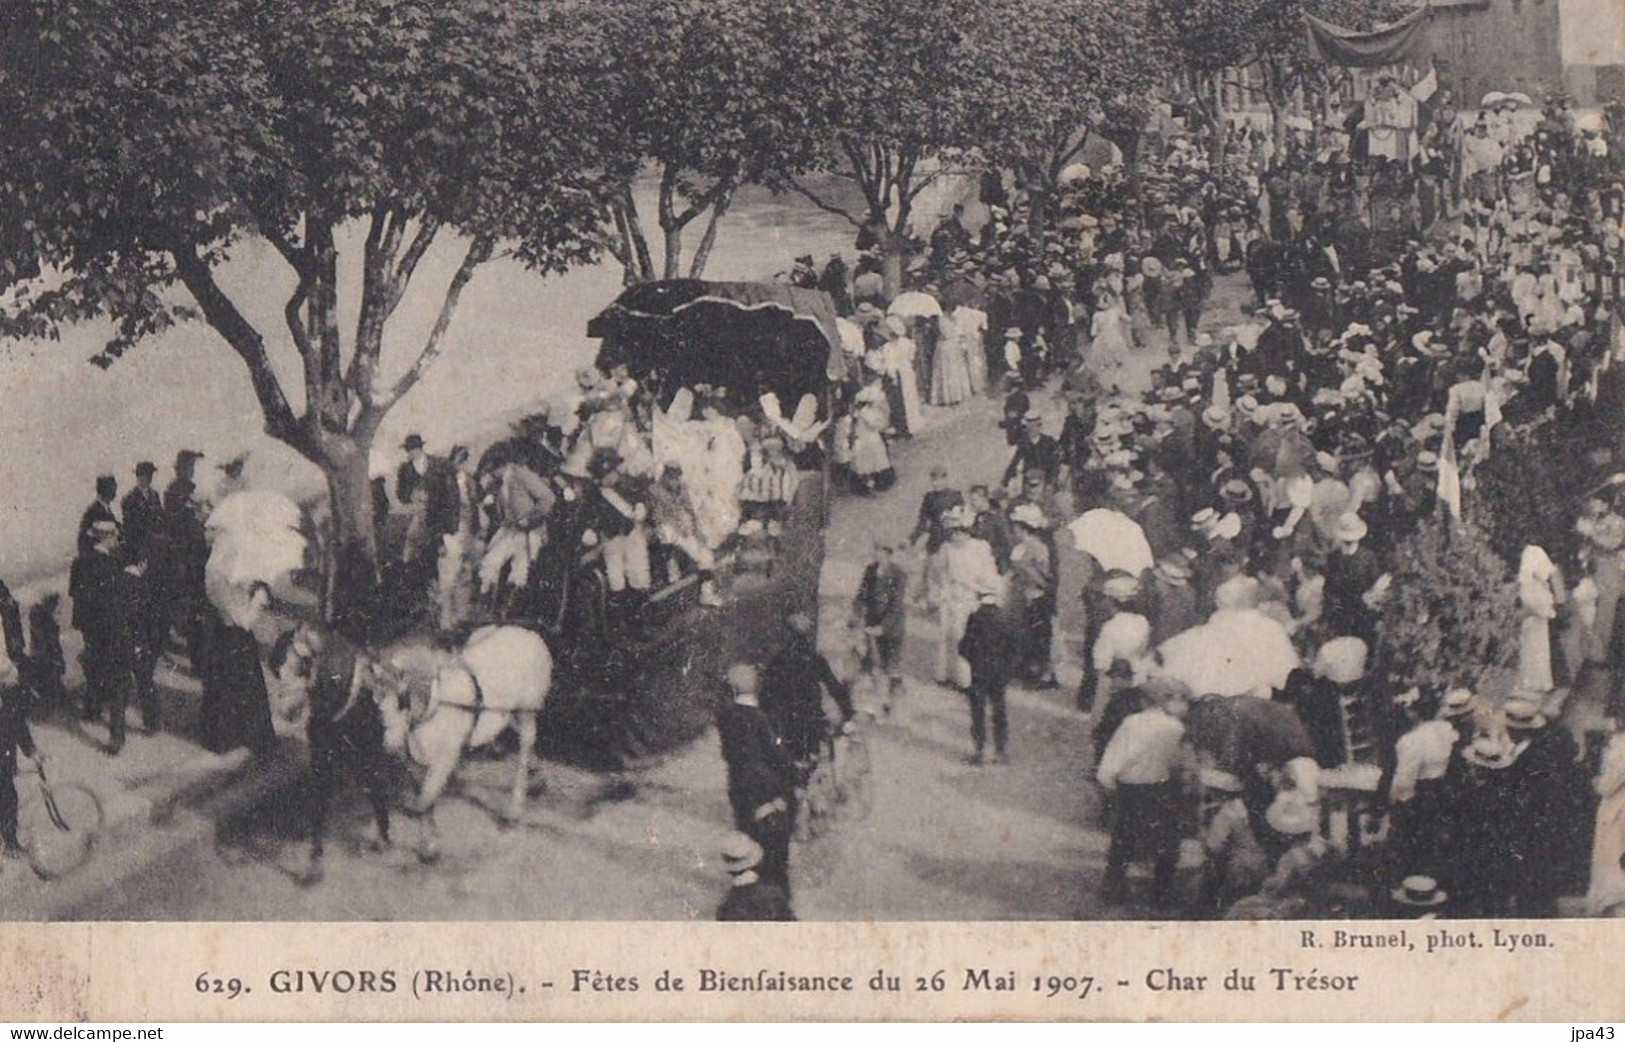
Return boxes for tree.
[965,0,1167,251]
[0,0,618,622]
[584,0,809,285]
[1158,0,1402,169]
[769,0,982,296]
[1380,515,1520,698]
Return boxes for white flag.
[1411,66,1438,104]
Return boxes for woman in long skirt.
[198,584,276,756]
[931,309,975,406]
[1590,714,1625,915]
[848,381,895,493]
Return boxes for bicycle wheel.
[834,736,874,823]
[25,783,103,880]
[794,767,836,843]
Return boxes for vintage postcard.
[3,0,1625,1023]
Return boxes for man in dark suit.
[761,613,854,764]
[70,521,135,752]
[77,475,120,557]
[959,592,1015,765]
[717,663,798,895]
[162,450,208,646]
[120,461,164,564]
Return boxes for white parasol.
[1503,92,1533,108]
[205,488,303,537]
[1158,608,1300,697]
[204,491,308,618]
[1067,508,1155,575]
[886,291,943,319]
[1480,91,1507,108]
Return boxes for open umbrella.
[205,488,302,537]
[1480,91,1507,108]
[204,490,309,618]
[1504,92,1533,108]
[1186,695,1314,776]
[207,530,307,589]
[1158,608,1300,696]
[1067,509,1155,575]
[886,291,943,319]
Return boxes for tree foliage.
[1158,0,1406,160]
[1380,515,1520,697]
[769,0,984,291]
[582,0,811,284]
[0,0,620,606]
[963,0,1167,241]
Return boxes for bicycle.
[15,762,103,880]
[792,723,874,844]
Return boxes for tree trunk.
[1120,128,1144,206]
[688,187,733,280]
[880,232,906,299]
[318,436,379,633]
[1025,171,1052,268]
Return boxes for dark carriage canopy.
[587,280,846,408]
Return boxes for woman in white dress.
[683,397,746,550]
[1089,290,1134,386]
[878,317,924,436]
[931,305,977,406]
[1590,717,1625,916]
[1515,545,1560,697]
[847,380,894,492]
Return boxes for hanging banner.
[1304,6,1433,68]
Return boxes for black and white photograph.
[3,0,1625,934]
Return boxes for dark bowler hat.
[134,461,157,477]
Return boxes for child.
[852,539,909,715]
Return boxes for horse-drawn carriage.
[533,280,844,767]
[276,282,845,864]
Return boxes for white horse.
[379,625,553,834]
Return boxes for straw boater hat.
[1440,688,1476,718]
[1154,556,1192,585]
[1461,731,1525,770]
[1009,504,1048,531]
[1502,698,1548,731]
[1391,875,1448,908]
[1220,478,1255,505]
[1102,574,1140,600]
[721,833,764,873]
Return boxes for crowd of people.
[6,67,1625,921]
[376,359,841,639]
[743,85,1625,920]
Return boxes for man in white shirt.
[1387,687,1472,877]
[1097,677,1192,909]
